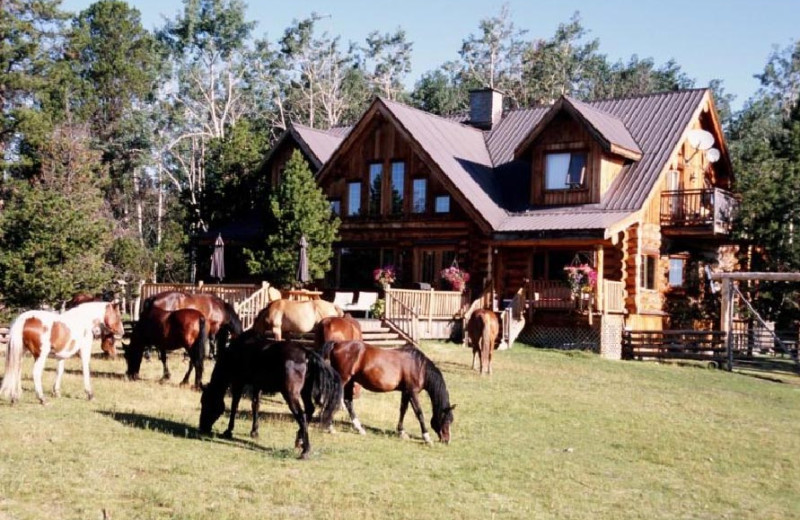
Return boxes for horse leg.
[343,380,366,435]
[80,345,94,400]
[32,353,48,405]
[222,382,244,439]
[283,390,310,459]
[408,391,433,445]
[249,389,261,438]
[159,348,171,382]
[471,348,478,371]
[396,391,411,440]
[52,358,65,398]
[207,333,216,359]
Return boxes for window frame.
[668,255,688,289]
[434,194,451,214]
[412,177,427,214]
[390,161,405,215]
[368,162,383,216]
[330,198,341,216]
[640,254,658,291]
[544,151,588,191]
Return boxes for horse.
[466,308,500,375]
[0,301,125,404]
[65,292,119,358]
[315,314,363,345]
[321,340,456,444]
[199,330,343,459]
[124,306,207,389]
[253,298,343,341]
[142,291,243,357]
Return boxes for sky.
[60,0,800,112]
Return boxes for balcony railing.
[660,188,738,234]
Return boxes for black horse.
[199,330,343,459]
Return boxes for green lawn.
[0,341,798,520]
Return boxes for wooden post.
[720,278,734,371]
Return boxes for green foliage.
[245,150,339,287]
[0,181,113,308]
[370,298,385,319]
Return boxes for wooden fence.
[622,330,727,364]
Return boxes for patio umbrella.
[210,234,225,282]
[296,235,310,285]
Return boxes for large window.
[369,163,382,215]
[641,255,658,290]
[391,161,405,215]
[347,182,361,216]
[412,178,427,213]
[421,249,456,286]
[545,152,587,190]
[330,199,341,216]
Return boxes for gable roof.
[285,88,716,236]
[260,122,349,173]
[513,96,642,161]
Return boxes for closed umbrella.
[210,234,225,282]
[296,235,310,285]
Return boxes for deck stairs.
[261,318,408,348]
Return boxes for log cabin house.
[262,88,738,350]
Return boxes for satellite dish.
[686,129,715,151]
[705,147,721,163]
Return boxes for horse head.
[123,325,146,379]
[102,302,125,339]
[431,404,456,444]
[199,384,226,434]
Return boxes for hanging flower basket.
[440,265,470,292]
[373,265,396,288]
[564,263,597,299]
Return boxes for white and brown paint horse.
[253,299,343,341]
[0,301,124,404]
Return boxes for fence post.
[721,278,734,371]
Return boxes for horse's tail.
[320,340,337,361]
[305,348,342,428]
[0,315,27,403]
[195,315,207,360]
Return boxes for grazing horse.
[254,299,343,341]
[124,306,207,389]
[65,292,119,358]
[199,330,343,459]
[321,340,456,444]
[142,291,243,357]
[467,309,500,375]
[315,314,363,346]
[0,302,125,404]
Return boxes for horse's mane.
[404,346,450,413]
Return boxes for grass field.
[0,341,798,520]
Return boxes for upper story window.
[330,199,341,216]
[435,195,450,214]
[391,161,405,215]
[347,182,361,216]
[545,152,587,190]
[369,163,382,215]
[412,178,427,213]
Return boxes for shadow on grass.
[97,410,296,457]
[50,367,128,381]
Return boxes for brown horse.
[467,309,500,375]
[65,292,119,358]
[253,299,343,341]
[315,314,363,345]
[142,291,243,357]
[200,330,342,459]
[124,306,207,389]
[321,340,455,444]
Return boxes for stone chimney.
[469,88,503,130]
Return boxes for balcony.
[660,188,738,236]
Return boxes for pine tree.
[245,150,340,287]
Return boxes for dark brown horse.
[143,291,243,357]
[199,330,343,459]
[124,306,207,389]
[467,309,500,375]
[65,292,119,358]
[321,340,455,444]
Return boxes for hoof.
[398,430,410,440]
[423,432,433,445]
[249,430,259,439]
[298,451,310,460]
[86,392,94,401]
[221,430,233,440]
[325,425,337,434]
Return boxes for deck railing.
[660,188,738,234]
[134,281,266,321]
[234,283,278,330]
[384,291,420,346]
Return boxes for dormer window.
[545,152,587,190]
